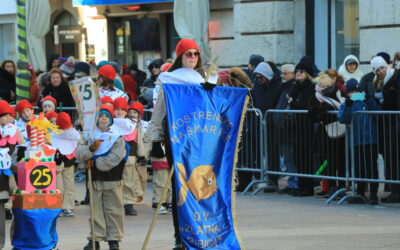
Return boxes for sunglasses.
[295,70,306,74]
[184,51,200,58]
[150,65,160,70]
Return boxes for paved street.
[4,181,400,250]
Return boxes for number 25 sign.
[69,77,101,142]
[18,161,57,193]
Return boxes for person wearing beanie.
[241,54,264,87]
[108,98,139,216]
[127,102,148,206]
[75,104,127,250]
[248,54,264,72]
[253,62,282,114]
[113,97,129,118]
[98,65,128,102]
[369,55,400,203]
[338,55,363,82]
[150,38,210,250]
[0,100,19,249]
[308,72,346,198]
[338,78,380,204]
[101,96,114,107]
[15,99,34,141]
[41,68,75,108]
[252,62,282,192]
[60,56,76,81]
[41,95,57,114]
[377,52,391,65]
[144,59,164,89]
[299,56,320,77]
[74,61,91,78]
[50,112,80,217]
[286,62,317,197]
[45,111,58,124]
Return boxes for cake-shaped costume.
[12,113,63,250]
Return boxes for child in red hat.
[0,100,17,249]
[45,111,58,125]
[41,95,57,114]
[50,112,80,217]
[126,102,149,207]
[101,96,114,107]
[109,97,139,216]
[15,99,35,141]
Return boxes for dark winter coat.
[0,68,16,103]
[253,78,282,114]
[359,72,375,99]
[308,92,345,177]
[289,78,315,110]
[41,82,75,107]
[135,70,147,92]
[275,79,295,110]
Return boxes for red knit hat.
[101,96,114,105]
[45,111,58,121]
[129,101,144,116]
[16,99,34,116]
[98,64,116,80]
[161,63,172,72]
[41,96,57,107]
[113,97,128,112]
[56,112,72,130]
[100,104,114,117]
[0,100,13,116]
[176,38,199,57]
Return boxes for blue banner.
[163,84,247,250]
[73,0,172,6]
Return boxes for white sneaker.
[63,209,75,217]
[158,205,168,215]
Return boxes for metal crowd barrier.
[348,111,400,201]
[259,109,400,205]
[236,108,265,195]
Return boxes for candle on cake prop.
[12,113,63,250]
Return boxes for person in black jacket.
[253,62,282,190]
[40,68,75,107]
[288,62,316,196]
[308,72,346,198]
[143,59,163,89]
[368,56,400,203]
[275,64,297,193]
[0,67,16,103]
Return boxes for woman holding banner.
[150,38,211,250]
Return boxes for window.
[333,0,359,68]
[0,23,16,62]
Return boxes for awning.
[72,0,173,6]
